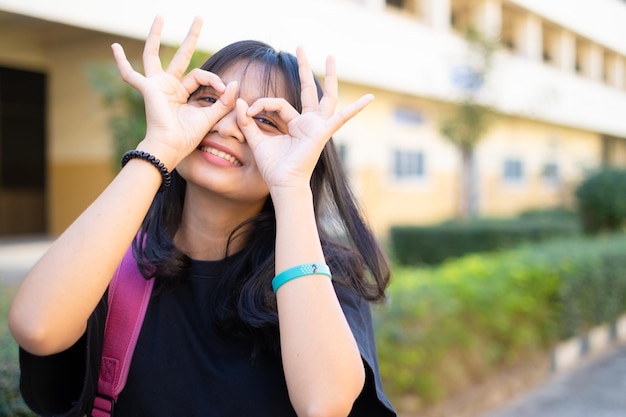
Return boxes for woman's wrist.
[269,185,313,211]
[134,138,181,173]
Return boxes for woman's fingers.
[111,43,145,90]
[180,68,226,96]
[296,47,320,114]
[196,81,238,132]
[247,97,301,126]
[327,94,375,132]
[142,16,165,77]
[166,16,203,78]
[245,90,372,145]
[235,99,264,146]
[297,48,339,120]
[212,81,239,115]
[318,55,338,118]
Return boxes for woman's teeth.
[198,146,242,166]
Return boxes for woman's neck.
[175,186,266,261]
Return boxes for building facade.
[0,0,625,238]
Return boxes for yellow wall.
[49,162,112,233]
[44,33,126,234]
[478,117,601,216]
[334,83,602,237]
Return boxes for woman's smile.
[197,144,243,167]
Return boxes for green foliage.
[375,233,626,410]
[390,214,580,266]
[575,168,626,234]
[86,50,211,170]
[440,101,493,153]
[0,283,35,416]
[86,63,146,168]
[517,207,579,222]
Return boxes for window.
[543,164,557,179]
[386,0,404,8]
[575,38,592,76]
[542,22,559,65]
[393,150,425,179]
[385,0,419,16]
[542,162,559,184]
[450,0,474,33]
[501,5,517,51]
[336,142,348,167]
[393,107,425,125]
[1,67,46,189]
[503,158,524,182]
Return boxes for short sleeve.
[334,284,397,417]
[18,295,108,417]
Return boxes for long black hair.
[134,40,390,354]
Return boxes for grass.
[0,281,35,417]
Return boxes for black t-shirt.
[19,256,396,416]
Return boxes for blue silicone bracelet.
[272,263,332,293]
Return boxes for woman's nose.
[213,109,245,142]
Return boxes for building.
[0,0,625,238]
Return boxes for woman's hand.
[236,47,374,193]
[111,16,238,168]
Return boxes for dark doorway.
[0,67,47,235]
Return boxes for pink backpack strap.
[92,245,154,417]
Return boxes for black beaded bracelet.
[121,150,172,192]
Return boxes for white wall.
[511,0,626,56]
[1,0,625,136]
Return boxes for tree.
[440,26,498,220]
[575,168,626,234]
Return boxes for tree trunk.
[459,147,478,220]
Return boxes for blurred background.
[1,0,626,416]
[1,0,625,238]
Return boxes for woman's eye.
[253,116,277,129]
[191,95,218,106]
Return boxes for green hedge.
[374,233,626,409]
[390,214,579,266]
[575,168,626,234]
[0,284,35,417]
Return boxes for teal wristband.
[272,263,332,293]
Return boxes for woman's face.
[176,60,289,206]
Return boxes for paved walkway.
[480,343,626,417]
[0,236,53,283]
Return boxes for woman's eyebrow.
[257,109,279,118]
[191,85,217,96]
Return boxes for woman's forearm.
[9,148,167,356]
[273,186,365,417]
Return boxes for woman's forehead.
[219,60,288,100]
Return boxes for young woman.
[9,16,396,417]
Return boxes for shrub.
[0,283,35,417]
[375,233,626,410]
[390,215,579,266]
[575,168,626,234]
[517,207,578,222]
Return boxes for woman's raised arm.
[238,48,374,417]
[9,16,235,356]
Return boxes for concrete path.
[0,236,53,283]
[480,343,626,417]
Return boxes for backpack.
[91,246,154,417]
